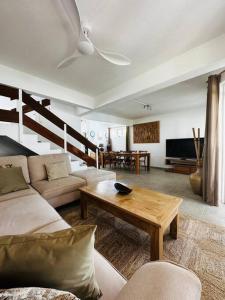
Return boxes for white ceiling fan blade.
[95,48,131,66]
[59,0,82,37]
[57,52,81,69]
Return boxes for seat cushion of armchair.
[71,167,116,185]
[32,176,86,200]
[116,261,201,300]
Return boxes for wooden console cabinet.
[165,158,197,175]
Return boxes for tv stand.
[165,158,197,175]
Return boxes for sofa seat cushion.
[116,261,201,300]
[32,176,86,200]
[0,194,62,236]
[71,167,116,185]
[0,185,37,203]
[34,219,71,233]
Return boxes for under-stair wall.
[0,135,37,157]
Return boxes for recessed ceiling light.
[144,104,152,110]
[133,100,152,111]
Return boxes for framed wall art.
[133,121,160,143]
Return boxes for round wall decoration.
[90,130,95,138]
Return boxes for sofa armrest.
[116,261,201,300]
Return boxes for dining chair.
[139,151,148,170]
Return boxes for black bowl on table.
[114,182,132,195]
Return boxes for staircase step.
[23,134,38,144]
[49,149,62,154]
[23,141,51,154]
[71,160,88,171]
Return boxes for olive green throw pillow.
[0,166,29,195]
[45,161,69,181]
[0,226,101,300]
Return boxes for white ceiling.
[97,75,207,119]
[0,0,225,97]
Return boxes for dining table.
[100,151,151,175]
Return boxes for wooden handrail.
[0,82,98,166]
[0,109,19,122]
[11,99,50,113]
[0,109,96,166]
[23,115,96,166]
[22,91,98,153]
[0,84,18,100]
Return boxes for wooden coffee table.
[79,180,183,261]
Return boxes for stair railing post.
[38,100,42,124]
[18,89,23,143]
[64,124,67,153]
[96,148,99,169]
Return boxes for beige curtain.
[203,75,221,206]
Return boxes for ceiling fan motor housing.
[78,40,94,55]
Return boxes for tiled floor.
[109,167,225,227]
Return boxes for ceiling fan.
[57,0,131,69]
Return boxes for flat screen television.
[166,138,204,159]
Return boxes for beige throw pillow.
[0,287,80,300]
[0,166,29,195]
[45,161,69,181]
[0,226,101,300]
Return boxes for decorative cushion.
[45,161,69,181]
[0,226,101,300]
[0,167,29,195]
[0,287,80,300]
[0,155,30,183]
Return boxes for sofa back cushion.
[28,154,72,183]
[0,155,30,183]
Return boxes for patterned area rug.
[59,204,225,300]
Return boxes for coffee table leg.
[150,227,163,261]
[80,193,88,219]
[170,214,178,239]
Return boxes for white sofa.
[0,154,202,300]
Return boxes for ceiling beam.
[0,64,95,109]
[94,34,225,109]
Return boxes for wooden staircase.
[0,84,98,166]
